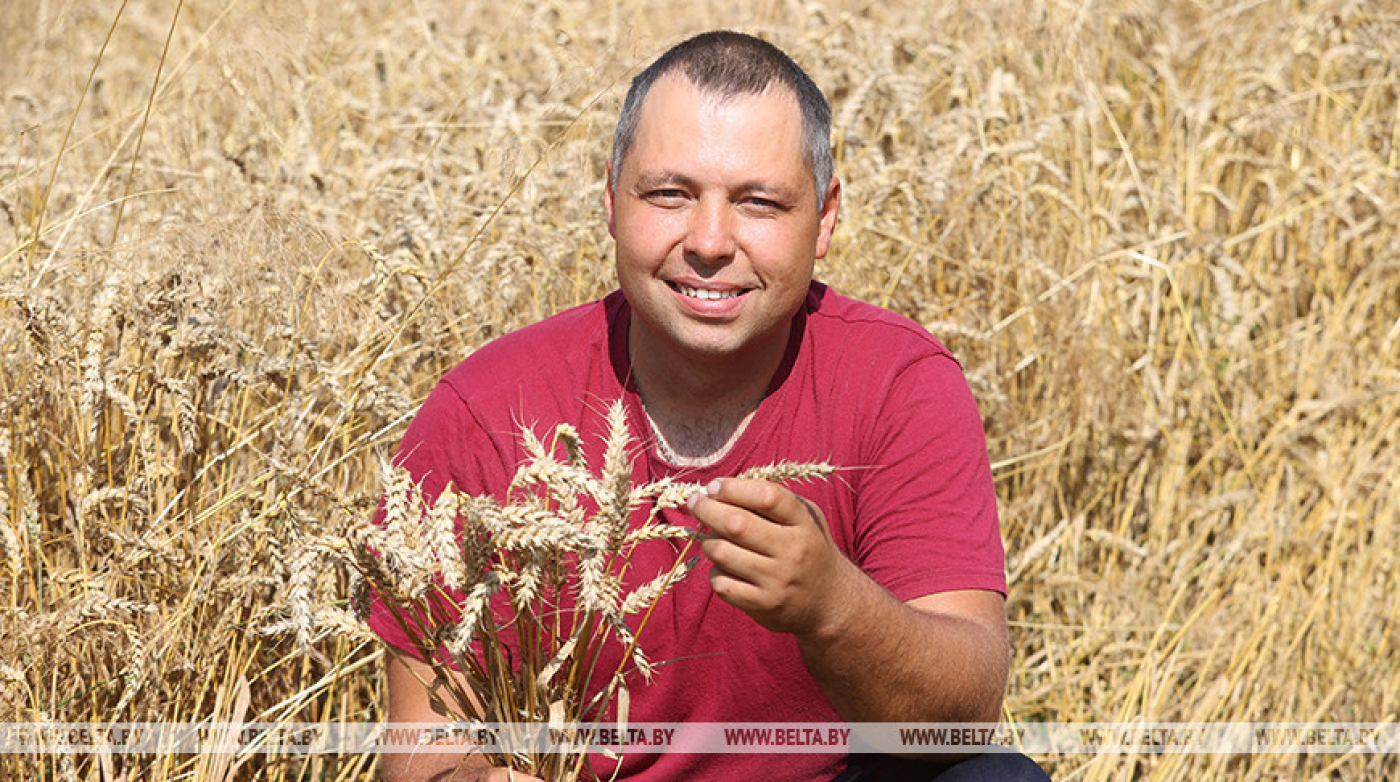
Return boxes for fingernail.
[705,479,721,496]
[686,491,703,511]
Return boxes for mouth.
[667,281,748,301]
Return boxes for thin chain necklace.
[639,395,683,464]
[635,381,755,468]
[629,348,679,463]
[629,341,680,464]
[629,341,750,467]
[632,373,728,467]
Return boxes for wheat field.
[1,0,1397,779]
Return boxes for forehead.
[643,68,798,109]
[627,74,807,177]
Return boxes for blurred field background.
[1,0,1396,779]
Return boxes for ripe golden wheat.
[269,399,833,778]
[0,1,1395,780]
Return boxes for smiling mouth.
[668,282,747,301]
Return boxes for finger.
[705,477,821,528]
[688,489,783,556]
[699,529,771,583]
[707,566,773,612]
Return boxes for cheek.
[741,225,816,276]
[617,212,679,260]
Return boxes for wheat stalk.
[5,3,1397,778]
[269,398,833,778]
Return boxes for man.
[374,30,1048,781]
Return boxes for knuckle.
[716,507,749,536]
[752,482,784,510]
[700,537,725,562]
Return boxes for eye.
[742,195,788,214]
[643,188,688,206]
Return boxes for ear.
[604,160,618,238]
[814,177,841,259]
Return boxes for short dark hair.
[609,30,834,211]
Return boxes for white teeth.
[677,285,741,300]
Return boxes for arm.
[688,479,1008,725]
[380,656,543,782]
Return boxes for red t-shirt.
[368,282,1005,780]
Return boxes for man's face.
[606,74,840,365]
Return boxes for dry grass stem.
[271,399,832,777]
[0,1,1394,779]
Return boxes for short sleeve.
[363,378,512,657]
[849,354,1006,601]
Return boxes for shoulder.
[802,282,961,373]
[394,293,624,493]
[436,294,620,404]
[787,283,981,453]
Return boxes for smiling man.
[375,31,1048,782]
[607,57,838,468]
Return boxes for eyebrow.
[631,172,693,192]
[632,172,802,204]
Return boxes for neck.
[628,320,790,466]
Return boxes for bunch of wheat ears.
[269,399,833,778]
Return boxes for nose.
[683,197,736,267]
